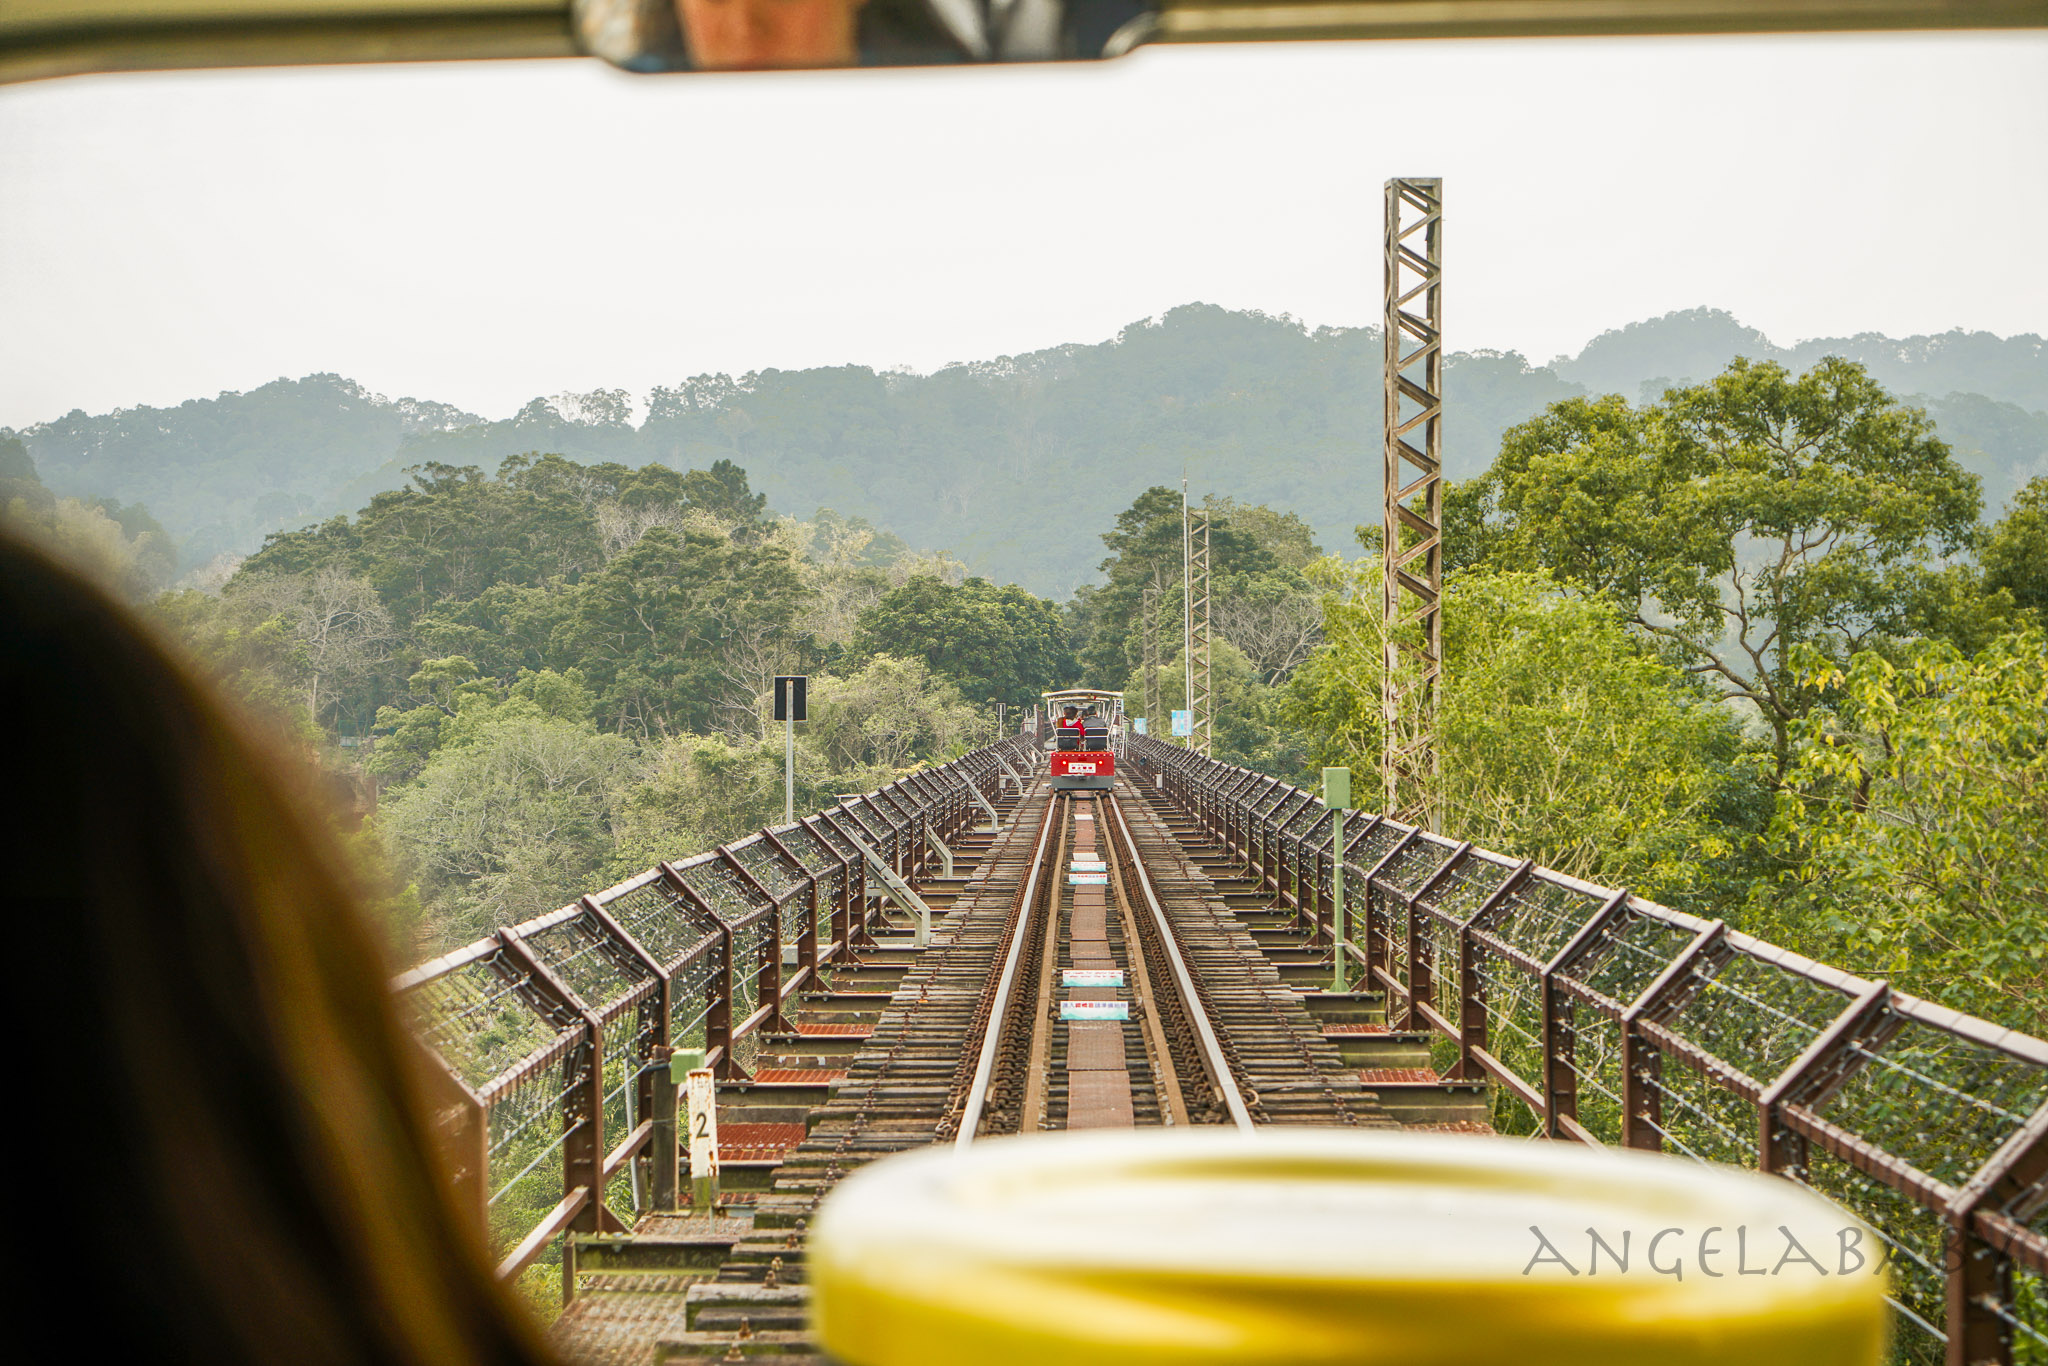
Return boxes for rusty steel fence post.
[1316,842,1335,948]
[1948,1101,2047,1366]
[1226,772,1258,871]
[762,827,822,985]
[1266,790,1294,906]
[1401,842,1470,1036]
[1455,859,1533,1085]
[1539,889,1631,1142]
[812,811,863,952]
[1617,920,1729,1152]
[650,1049,679,1211]
[820,819,854,953]
[717,848,786,1034]
[817,810,875,950]
[1359,829,1421,1006]
[580,893,671,1196]
[496,927,626,1241]
[1755,979,1896,1178]
[662,864,737,1078]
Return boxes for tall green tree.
[243,456,606,624]
[852,574,1076,708]
[0,435,52,519]
[1073,486,1278,686]
[1756,632,2048,1030]
[379,707,641,953]
[1125,639,1303,778]
[1982,475,2048,620]
[806,655,983,776]
[565,526,805,738]
[1284,562,1756,906]
[1473,358,1981,776]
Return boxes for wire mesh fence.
[1133,734,2048,1366]
[392,738,1029,1291]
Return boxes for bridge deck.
[547,779,1486,1364]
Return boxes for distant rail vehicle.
[1043,688,1122,792]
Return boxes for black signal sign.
[773,675,808,722]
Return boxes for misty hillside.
[11,377,481,568]
[9,307,2043,596]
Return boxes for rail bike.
[1041,687,1122,793]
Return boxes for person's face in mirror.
[677,0,865,69]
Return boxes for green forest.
[8,306,2043,595]
[4,331,2043,1036]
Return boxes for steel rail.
[1014,801,1072,1132]
[954,790,1063,1148]
[1105,792,1256,1131]
[1101,805,1192,1126]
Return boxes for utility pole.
[1382,177,1443,828]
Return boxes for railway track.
[555,775,1400,1363]
[963,787,1380,1139]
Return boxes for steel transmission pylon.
[1185,502,1214,758]
[1382,177,1443,827]
[1141,581,1161,737]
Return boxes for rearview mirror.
[4,0,2036,86]
[574,0,1157,70]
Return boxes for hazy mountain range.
[9,306,2043,597]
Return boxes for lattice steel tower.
[1382,177,1443,826]
[1184,501,1213,758]
[1141,581,1161,737]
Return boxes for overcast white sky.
[1,31,2043,430]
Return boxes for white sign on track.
[1061,1000,1131,1021]
[1062,969,1126,987]
[685,1067,720,1179]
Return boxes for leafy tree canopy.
[853,575,1077,709]
[1469,357,1981,774]
[1755,632,2048,1030]
[1982,475,2048,619]
[1283,564,1754,906]
[1074,485,1281,685]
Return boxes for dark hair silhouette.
[4,529,555,1366]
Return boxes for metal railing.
[394,738,1032,1287]
[1131,734,2048,1366]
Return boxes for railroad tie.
[1064,821,1136,1130]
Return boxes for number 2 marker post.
[685,1062,721,1210]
